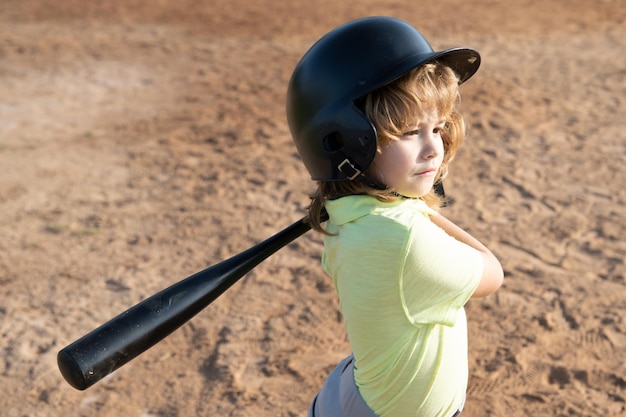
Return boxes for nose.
[419,132,441,160]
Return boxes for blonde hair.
[308,62,467,233]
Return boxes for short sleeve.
[399,215,483,326]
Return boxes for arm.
[429,214,503,298]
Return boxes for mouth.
[415,168,437,176]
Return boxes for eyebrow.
[415,119,446,126]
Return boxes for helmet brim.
[371,47,481,95]
[426,47,481,84]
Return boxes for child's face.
[371,108,445,198]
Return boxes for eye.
[403,129,419,137]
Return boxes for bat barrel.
[58,217,313,390]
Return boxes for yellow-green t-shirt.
[322,196,483,417]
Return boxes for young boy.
[286,17,503,417]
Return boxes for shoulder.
[325,196,434,226]
[325,197,434,254]
[377,199,436,227]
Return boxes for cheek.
[380,145,408,166]
[371,147,401,179]
[441,137,451,157]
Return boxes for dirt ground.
[1,1,625,416]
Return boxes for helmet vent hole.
[323,132,344,152]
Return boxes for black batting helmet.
[286,16,480,183]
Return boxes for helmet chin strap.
[337,156,447,201]
[433,180,446,199]
[337,157,387,190]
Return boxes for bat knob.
[58,348,90,390]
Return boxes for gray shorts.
[306,355,463,417]
[307,355,379,417]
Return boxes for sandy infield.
[1,1,624,416]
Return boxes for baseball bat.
[57,216,318,390]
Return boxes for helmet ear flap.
[301,104,378,181]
